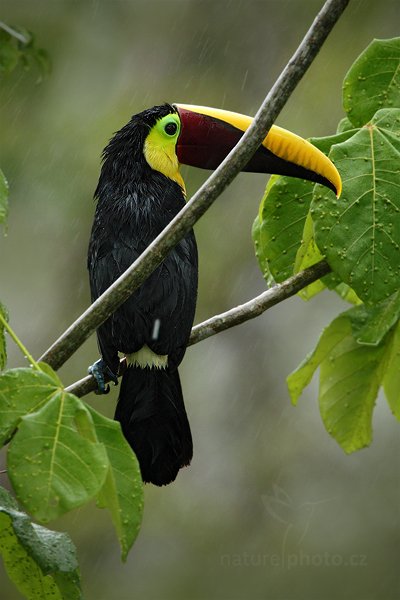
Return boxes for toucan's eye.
[164,122,178,136]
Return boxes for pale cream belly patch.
[126,344,168,369]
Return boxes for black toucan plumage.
[88,102,341,486]
[88,105,197,485]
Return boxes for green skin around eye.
[143,114,185,190]
[157,115,180,139]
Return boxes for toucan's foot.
[88,359,119,395]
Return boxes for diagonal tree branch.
[189,260,331,345]
[66,259,331,397]
[39,0,349,371]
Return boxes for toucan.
[88,103,341,486]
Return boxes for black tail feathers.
[115,365,193,486]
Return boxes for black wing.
[88,178,198,371]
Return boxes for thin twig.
[66,260,331,397]
[0,22,30,45]
[39,0,349,371]
[189,260,331,344]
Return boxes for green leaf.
[0,168,9,228]
[312,108,400,305]
[0,24,50,81]
[287,315,351,405]
[294,211,353,303]
[37,362,64,387]
[288,312,391,453]
[0,487,82,600]
[252,129,358,289]
[88,407,144,561]
[334,282,362,306]
[292,129,360,300]
[0,368,60,446]
[253,175,313,283]
[0,513,62,600]
[0,486,17,510]
[337,116,356,134]
[318,319,388,453]
[309,128,359,154]
[252,213,274,286]
[348,290,400,345]
[294,212,326,300]
[8,392,109,522]
[0,29,19,73]
[343,37,400,128]
[383,322,400,420]
[0,302,7,370]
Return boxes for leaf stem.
[0,312,41,370]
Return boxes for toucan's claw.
[88,358,118,395]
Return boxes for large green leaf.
[36,362,64,387]
[253,130,356,289]
[253,175,313,283]
[288,312,391,453]
[288,315,351,406]
[383,322,400,421]
[348,290,400,345]
[312,108,400,305]
[293,128,360,299]
[0,487,81,600]
[0,366,143,556]
[88,406,144,561]
[0,368,60,445]
[252,211,274,286]
[0,168,9,228]
[293,211,326,300]
[318,320,388,453]
[337,116,357,134]
[8,392,109,522]
[308,128,359,154]
[333,282,362,306]
[294,219,358,304]
[343,37,400,128]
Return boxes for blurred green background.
[1,1,399,599]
